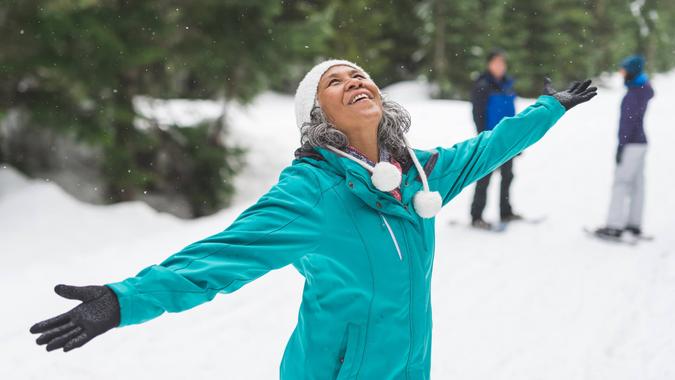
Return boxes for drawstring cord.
[327,137,442,218]
[403,136,430,192]
[326,145,374,172]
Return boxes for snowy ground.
[1,72,674,379]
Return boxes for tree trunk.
[433,0,449,97]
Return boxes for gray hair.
[299,98,412,163]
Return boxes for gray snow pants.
[606,144,647,229]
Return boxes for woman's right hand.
[30,284,120,352]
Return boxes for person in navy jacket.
[595,55,654,239]
[469,49,522,229]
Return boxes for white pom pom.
[413,190,442,218]
[371,162,401,192]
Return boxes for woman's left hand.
[543,77,598,110]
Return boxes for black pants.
[470,158,514,221]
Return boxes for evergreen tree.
[0,0,322,217]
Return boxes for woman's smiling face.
[316,65,383,137]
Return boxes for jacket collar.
[625,72,649,88]
[294,145,438,222]
[294,144,435,177]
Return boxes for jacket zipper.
[381,214,403,261]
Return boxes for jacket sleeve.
[471,78,490,133]
[106,164,323,326]
[431,95,565,205]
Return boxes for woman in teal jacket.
[30,59,597,379]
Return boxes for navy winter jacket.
[619,77,654,147]
[471,72,516,132]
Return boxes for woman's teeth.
[350,94,369,104]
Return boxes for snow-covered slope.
[1,72,674,379]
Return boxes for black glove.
[616,145,624,164]
[543,77,598,110]
[30,284,120,352]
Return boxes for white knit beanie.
[294,59,370,129]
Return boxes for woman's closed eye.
[328,74,365,87]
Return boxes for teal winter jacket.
[107,95,566,379]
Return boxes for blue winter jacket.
[106,95,566,379]
[471,72,517,132]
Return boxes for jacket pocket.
[336,323,365,380]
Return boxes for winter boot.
[594,227,623,239]
[471,218,493,230]
[624,226,642,236]
[501,212,524,223]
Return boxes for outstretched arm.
[108,164,324,326]
[432,78,597,205]
[30,164,325,351]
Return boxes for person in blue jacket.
[469,49,521,229]
[30,59,596,379]
[594,55,654,239]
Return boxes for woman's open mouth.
[348,92,373,105]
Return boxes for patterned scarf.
[345,145,403,202]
